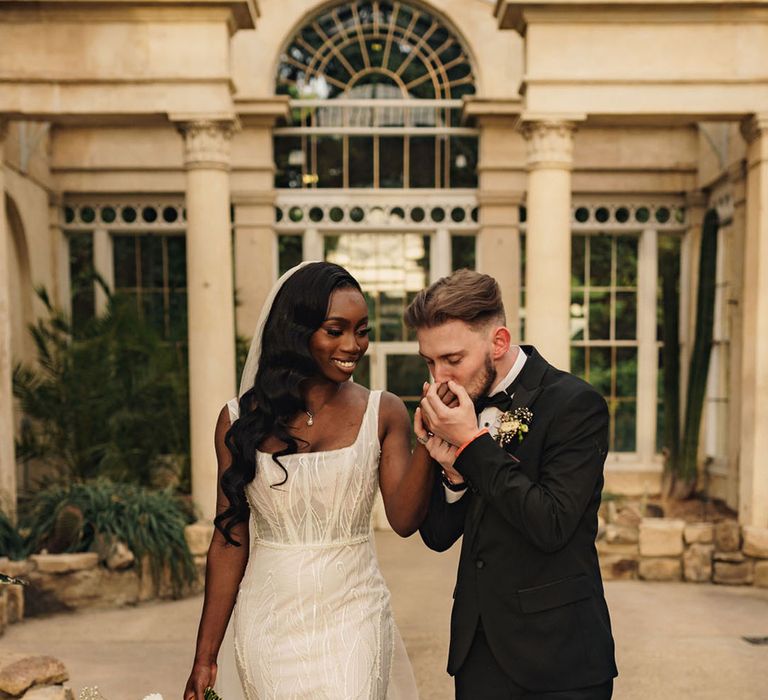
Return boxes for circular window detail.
[162,206,179,224]
[595,207,610,223]
[64,207,75,224]
[309,207,324,223]
[329,207,344,222]
[575,207,590,223]
[289,206,304,222]
[635,207,650,224]
[80,206,96,224]
[675,207,686,223]
[275,207,284,223]
[100,207,117,224]
[451,207,466,223]
[142,206,158,223]
[655,207,671,224]
[350,207,365,223]
[471,207,479,223]
[390,207,405,220]
[121,207,137,223]
[410,207,425,223]
[431,207,446,223]
[615,207,630,224]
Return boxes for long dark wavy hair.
[215,262,363,545]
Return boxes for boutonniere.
[495,407,533,447]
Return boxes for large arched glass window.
[274,1,477,189]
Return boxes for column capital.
[740,114,768,145]
[177,118,239,171]
[520,119,578,170]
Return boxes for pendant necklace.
[305,385,340,427]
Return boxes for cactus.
[46,504,84,553]
[659,235,681,476]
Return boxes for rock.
[30,553,99,574]
[606,524,639,545]
[644,503,665,518]
[597,541,639,557]
[3,559,32,578]
[614,503,643,528]
[742,526,768,559]
[596,514,606,540]
[21,686,74,700]
[754,561,768,588]
[639,557,682,581]
[713,559,753,585]
[0,589,6,635]
[6,584,24,623]
[714,520,741,552]
[599,554,638,581]
[106,541,135,571]
[684,522,714,545]
[713,551,745,563]
[184,522,214,557]
[0,654,68,696]
[683,544,714,582]
[639,518,685,557]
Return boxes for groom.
[407,269,617,699]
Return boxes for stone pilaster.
[178,118,238,523]
[0,120,16,520]
[521,119,577,369]
[737,115,768,528]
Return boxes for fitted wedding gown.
[218,390,418,700]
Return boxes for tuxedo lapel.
[465,346,550,550]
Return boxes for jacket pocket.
[517,573,592,614]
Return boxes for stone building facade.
[1,0,766,528]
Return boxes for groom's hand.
[420,380,477,447]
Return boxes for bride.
[183,261,434,700]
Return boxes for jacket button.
[475,559,485,569]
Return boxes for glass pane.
[379,136,404,188]
[449,136,478,188]
[409,136,436,188]
[69,233,95,332]
[278,235,303,276]
[113,235,137,288]
[570,291,586,341]
[140,236,164,289]
[588,292,610,340]
[614,292,637,340]
[316,136,343,188]
[571,235,586,287]
[352,354,371,388]
[616,236,638,287]
[324,233,430,343]
[615,347,638,398]
[589,235,612,287]
[386,354,429,400]
[451,235,476,271]
[588,347,611,396]
[166,236,186,289]
[614,400,637,452]
[273,136,303,188]
[349,136,374,188]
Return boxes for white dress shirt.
[444,346,528,503]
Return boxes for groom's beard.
[467,353,497,402]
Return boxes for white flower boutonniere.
[495,407,533,447]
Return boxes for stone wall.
[0,522,212,623]
[598,504,768,587]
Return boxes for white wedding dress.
[217,390,418,700]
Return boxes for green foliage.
[0,510,31,560]
[46,504,84,554]
[23,479,196,595]
[13,287,189,486]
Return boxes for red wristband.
[455,428,490,458]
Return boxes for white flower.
[142,694,164,700]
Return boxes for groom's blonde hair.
[405,268,505,330]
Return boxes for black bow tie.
[474,389,514,415]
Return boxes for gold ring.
[416,434,429,445]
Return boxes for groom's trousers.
[455,626,613,700]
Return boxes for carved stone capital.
[521,120,576,170]
[740,115,768,145]
[178,119,238,170]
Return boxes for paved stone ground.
[3,531,768,699]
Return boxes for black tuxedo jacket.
[420,346,617,692]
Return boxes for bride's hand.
[183,661,217,700]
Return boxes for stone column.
[738,115,768,528]
[179,119,238,523]
[0,121,16,520]
[521,119,577,370]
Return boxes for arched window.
[274,1,477,189]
